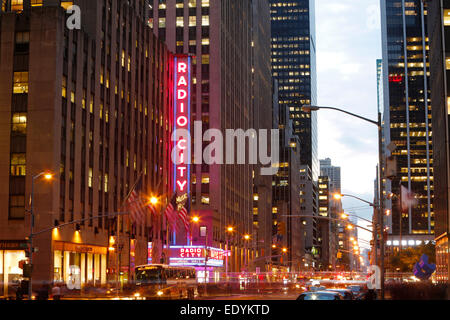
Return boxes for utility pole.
[378,112,386,300]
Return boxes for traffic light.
[337,251,343,259]
[23,264,33,278]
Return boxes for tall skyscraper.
[272,101,303,272]
[319,158,342,269]
[270,0,318,181]
[251,0,274,272]
[380,0,434,248]
[149,0,273,272]
[320,158,341,193]
[428,0,450,285]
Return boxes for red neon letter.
[177,116,188,127]
[177,180,187,192]
[178,62,187,73]
[177,75,187,87]
[178,89,187,100]
[177,166,187,178]
[177,139,187,150]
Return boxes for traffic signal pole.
[378,112,386,300]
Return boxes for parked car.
[326,289,354,300]
[347,285,363,299]
[308,286,327,292]
[297,291,343,301]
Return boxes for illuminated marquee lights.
[168,246,225,267]
[173,55,192,196]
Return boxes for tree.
[388,243,435,273]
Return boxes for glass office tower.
[270,0,318,181]
[380,0,434,246]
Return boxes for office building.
[380,0,434,249]
[270,0,318,181]
[251,0,274,272]
[320,158,342,269]
[271,89,303,272]
[149,0,272,272]
[428,0,450,284]
[318,176,331,269]
[0,0,172,295]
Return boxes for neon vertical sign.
[173,55,191,197]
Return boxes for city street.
[0,0,449,306]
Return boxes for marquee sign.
[169,246,225,268]
[173,55,192,197]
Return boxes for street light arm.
[345,213,374,224]
[306,105,380,127]
[32,212,129,237]
[281,215,374,233]
[340,193,379,208]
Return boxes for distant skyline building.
[320,158,342,269]
[270,0,318,181]
[320,158,341,193]
[380,0,434,247]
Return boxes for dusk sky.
[316,0,382,246]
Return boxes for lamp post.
[302,105,386,299]
[226,226,234,279]
[202,226,208,294]
[28,171,53,300]
[243,234,250,271]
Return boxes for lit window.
[11,0,24,12]
[13,72,28,94]
[201,196,210,205]
[444,9,450,26]
[176,16,184,27]
[189,16,197,27]
[88,168,93,188]
[159,18,166,28]
[12,113,27,134]
[201,176,210,184]
[60,1,73,10]
[10,153,26,176]
[201,16,209,26]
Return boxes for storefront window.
[54,250,62,282]
[1,250,25,296]
[54,243,107,288]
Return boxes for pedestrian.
[37,282,50,300]
[52,283,61,300]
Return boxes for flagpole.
[399,181,403,283]
[116,172,144,294]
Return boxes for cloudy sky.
[315,0,382,246]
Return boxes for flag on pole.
[164,194,178,228]
[147,202,157,216]
[126,177,148,225]
[400,184,418,212]
[178,200,190,232]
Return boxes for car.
[346,285,363,298]
[308,286,327,292]
[326,289,355,300]
[297,291,343,301]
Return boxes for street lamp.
[243,234,250,271]
[302,104,386,299]
[225,226,234,276]
[28,171,53,300]
[149,196,158,206]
